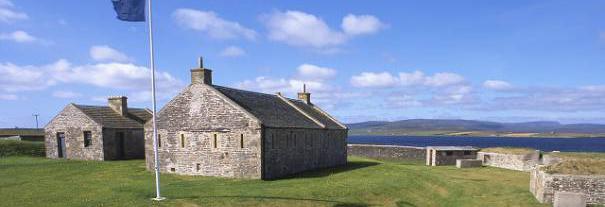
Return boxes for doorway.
[56,132,66,158]
[116,132,125,159]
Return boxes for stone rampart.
[530,168,605,205]
[477,151,540,171]
[347,144,425,162]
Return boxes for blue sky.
[1,0,605,128]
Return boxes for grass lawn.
[0,156,546,207]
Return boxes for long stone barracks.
[145,58,348,179]
[45,97,151,160]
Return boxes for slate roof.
[213,85,346,129]
[73,104,151,128]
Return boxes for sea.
[348,135,605,153]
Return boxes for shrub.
[0,140,45,157]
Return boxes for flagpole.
[147,0,165,201]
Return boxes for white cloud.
[483,80,513,90]
[219,46,245,57]
[173,8,256,40]
[0,94,17,100]
[0,58,184,102]
[341,14,385,35]
[52,90,80,99]
[263,11,384,49]
[0,30,37,43]
[351,71,465,88]
[350,72,398,88]
[398,71,426,86]
[296,64,336,80]
[90,45,132,63]
[0,61,56,92]
[0,0,28,23]
[264,10,346,48]
[424,72,465,87]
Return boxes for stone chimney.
[108,96,128,116]
[297,84,311,104]
[191,56,212,85]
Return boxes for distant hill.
[347,119,605,137]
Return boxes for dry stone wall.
[530,169,605,205]
[347,144,425,162]
[477,151,540,171]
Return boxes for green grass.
[0,156,546,207]
[543,152,605,175]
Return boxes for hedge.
[0,140,45,157]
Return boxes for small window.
[213,134,218,148]
[157,134,162,148]
[463,151,471,155]
[446,151,453,156]
[240,134,244,148]
[83,131,92,147]
[196,163,201,172]
[170,168,176,172]
[180,134,185,148]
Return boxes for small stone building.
[145,58,348,179]
[45,97,151,160]
[426,146,479,166]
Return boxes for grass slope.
[0,156,546,207]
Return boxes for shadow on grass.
[171,195,375,206]
[277,160,381,180]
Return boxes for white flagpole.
[147,0,165,201]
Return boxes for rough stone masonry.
[145,57,348,179]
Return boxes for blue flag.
[112,0,146,22]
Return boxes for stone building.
[425,146,479,166]
[145,58,348,179]
[45,97,151,160]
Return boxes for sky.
[1,0,605,128]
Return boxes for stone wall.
[347,144,425,162]
[263,128,347,179]
[45,104,104,160]
[530,169,605,205]
[429,150,478,166]
[102,128,145,160]
[477,151,540,172]
[145,84,263,179]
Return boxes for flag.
[111,0,146,22]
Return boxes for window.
[157,134,162,148]
[83,131,92,147]
[446,151,453,156]
[170,168,176,172]
[213,134,218,148]
[240,134,244,148]
[180,134,185,148]
[196,163,201,172]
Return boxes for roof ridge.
[275,94,326,128]
[212,85,278,97]
[73,103,148,111]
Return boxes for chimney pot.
[297,84,311,104]
[108,96,128,116]
[191,56,212,85]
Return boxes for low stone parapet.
[456,159,482,168]
[347,144,425,162]
[477,151,540,171]
[530,168,605,205]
